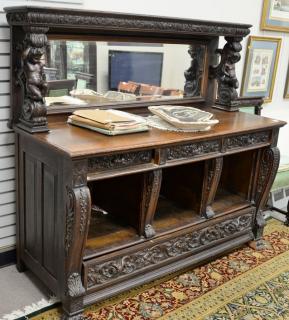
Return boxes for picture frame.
[284,63,289,98]
[261,0,289,32]
[241,36,281,103]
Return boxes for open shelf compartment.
[153,162,204,233]
[212,150,256,215]
[85,173,145,257]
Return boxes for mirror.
[44,40,206,108]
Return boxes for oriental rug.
[26,219,289,319]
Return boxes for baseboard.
[268,186,289,209]
[0,249,16,268]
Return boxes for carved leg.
[200,157,223,219]
[249,147,280,250]
[140,170,162,238]
[61,160,92,318]
[61,296,85,320]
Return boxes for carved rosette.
[167,140,220,161]
[86,213,253,288]
[210,36,243,110]
[16,26,49,132]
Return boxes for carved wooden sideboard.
[5,6,286,319]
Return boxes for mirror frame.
[5,6,251,132]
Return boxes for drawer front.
[83,208,255,291]
[88,149,154,172]
[223,131,270,151]
[166,139,221,161]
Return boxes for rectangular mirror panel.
[44,40,206,108]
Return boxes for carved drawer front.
[88,150,153,172]
[83,208,254,291]
[223,131,270,151]
[166,140,221,161]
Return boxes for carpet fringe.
[1,296,58,320]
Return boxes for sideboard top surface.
[4,5,251,37]
[21,108,285,158]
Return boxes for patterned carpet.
[31,219,289,320]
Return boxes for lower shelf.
[212,189,251,215]
[85,213,141,259]
[153,195,201,234]
[84,191,251,259]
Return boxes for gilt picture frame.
[241,36,281,103]
[261,0,289,32]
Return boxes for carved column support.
[140,170,162,238]
[200,157,223,218]
[16,26,49,133]
[63,160,91,318]
[250,147,280,250]
[210,36,243,111]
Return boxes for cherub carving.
[211,37,242,106]
[22,46,47,101]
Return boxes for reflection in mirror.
[44,40,206,108]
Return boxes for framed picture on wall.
[261,0,289,32]
[241,36,281,103]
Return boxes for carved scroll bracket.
[64,160,91,306]
[16,26,49,133]
[65,161,91,255]
[250,147,280,250]
[210,36,243,111]
[140,170,162,238]
[200,157,223,218]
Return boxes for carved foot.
[248,239,267,251]
[204,206,215,219]
[144,224,156,238]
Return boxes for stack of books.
[68,109,149,135]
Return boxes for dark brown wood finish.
[6,6,286,320]
[5,6,252,132]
